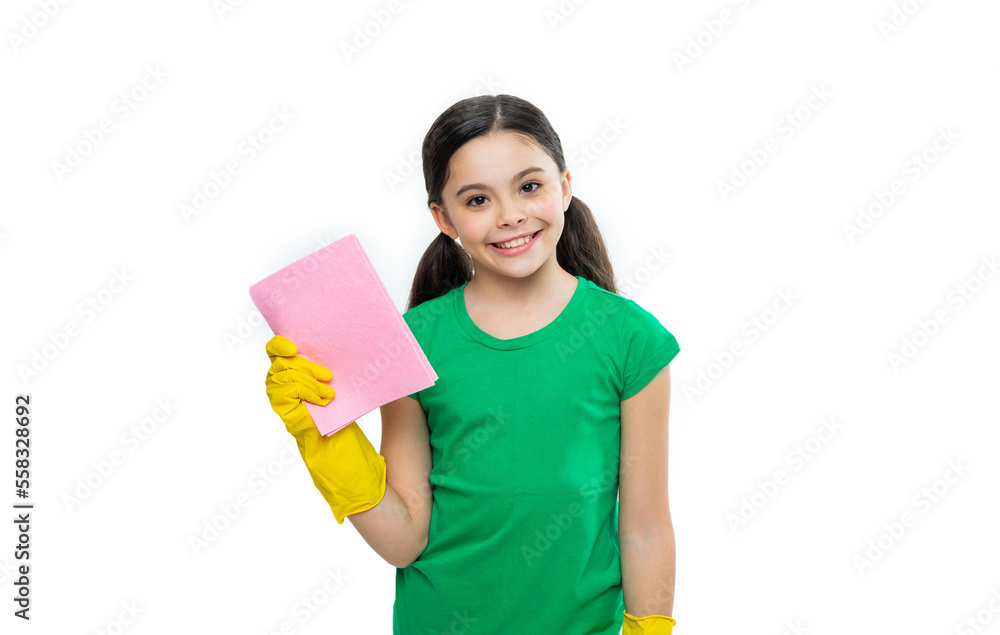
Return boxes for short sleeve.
[407,391,421,403]
[619,300,680,401]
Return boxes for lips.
[491,230,539,248]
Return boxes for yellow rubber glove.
[264,334,386,524]
[623,611,677,634]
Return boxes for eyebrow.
[454,166,546,199]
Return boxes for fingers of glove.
[267,353,333,383]
[266,368,334,405]
[281,401,322,439]
[265,335,298,361]
[267,364,335,401]
[264,384,323,439]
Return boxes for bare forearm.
[347,482,427,568]
[620,520,676,616]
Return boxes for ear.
[561,168,573,212]
[430,202,459,240]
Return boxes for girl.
[264,94,680,634]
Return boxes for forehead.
[448,131,553,178]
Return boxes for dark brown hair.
[407,94,618,311]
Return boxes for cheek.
[466,216,493,239]
[529,195,564,221]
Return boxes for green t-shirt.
[393,274,680,635]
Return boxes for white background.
[2,0,999,633]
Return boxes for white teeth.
[495,232,535,249]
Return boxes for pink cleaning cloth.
[249,233,437,436]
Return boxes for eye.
[466,182,541,207]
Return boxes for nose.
[495,197,527,228]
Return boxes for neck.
[465,262,576,311]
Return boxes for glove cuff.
[299,421,388,525]
[623,610,676,634]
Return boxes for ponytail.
[406,231,473,311]
[556,196,618,295]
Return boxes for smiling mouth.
[490,230,540,249]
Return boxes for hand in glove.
[264,335,386,524]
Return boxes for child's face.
[430,130,572,282]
